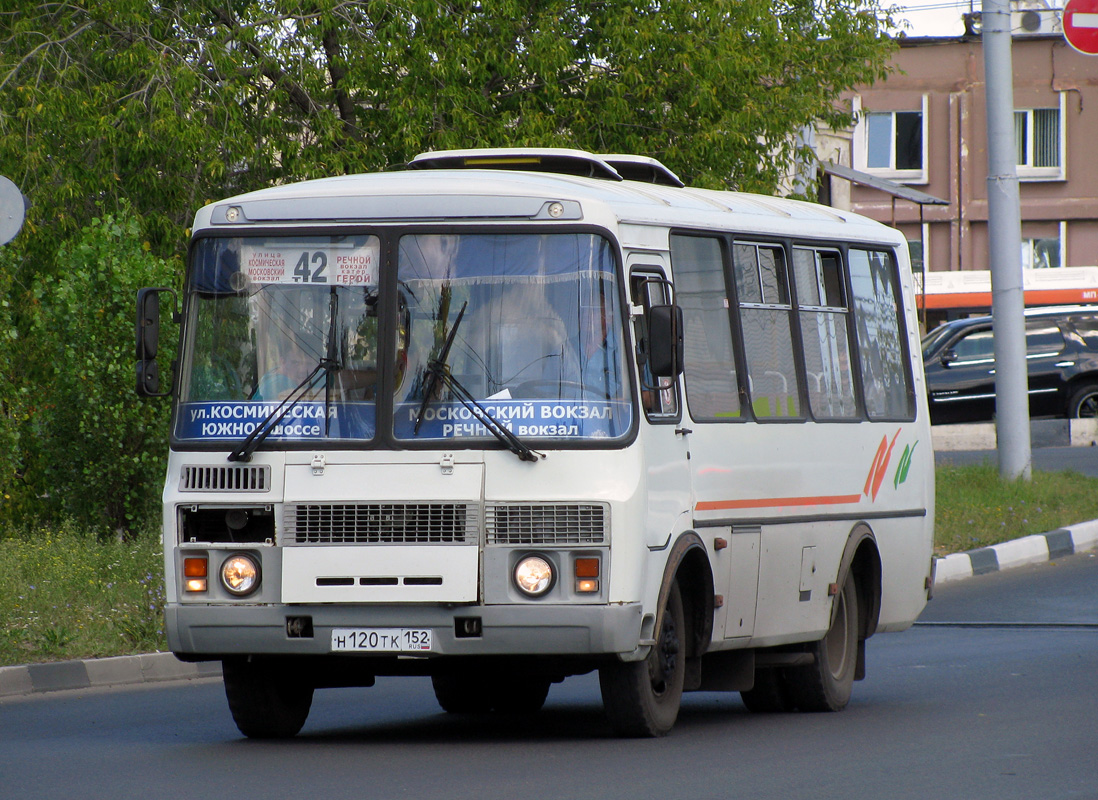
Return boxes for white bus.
[137,148,934,738]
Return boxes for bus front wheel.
[599,581,685,737]
[222,658,314,739]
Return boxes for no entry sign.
[1064,0,1098,55]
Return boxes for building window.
[867,111,923,171]
[1015,109,1059,167]
[1014,95,1065,180]
[854,95,928,183]
[1022,236,1060,269]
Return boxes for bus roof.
[192,148,903,247]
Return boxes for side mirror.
[647,304,684,378]
[136,287,178,397]
[939,349,958,367]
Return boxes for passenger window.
[630,270,680,419]
[1067,316,1098,348]
[951,330,995,362]
[670,235,741,421]
[794,248,857,419]
[848,249,914,420]
[733,242,802,419]
[1025,324,1065,356]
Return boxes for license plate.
[331,628,433,653]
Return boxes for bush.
[17,210,180,537]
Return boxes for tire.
[222,658,314,739]
[599,581,686,737]
[490,677,552,714]
[784,572,859,713]
[740,668,795,713]
[1068,383,1098,419]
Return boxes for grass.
[0,523,165,668]
[934,461,1098,555]
[4,462,1098,667]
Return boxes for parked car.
[922,305,1098,424]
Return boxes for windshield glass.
[176,235,388,443]
[921,322,959,360]
[174,231,632,446]
[395,233,632,441]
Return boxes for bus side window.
[630,270,680,418]
[793,247,858,420]
[848,248,915,420]
[733,242,803,420]
[670,235,742,421]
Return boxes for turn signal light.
[575,557,600,593]
[184,556,208,593]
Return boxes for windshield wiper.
[412,301,541,463]
[414,301,467,435]
[230,289,343,461]
[430,367,544,463]
[227,357,337,462]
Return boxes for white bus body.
[141,148,934,738]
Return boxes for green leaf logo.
[894,440,917,489]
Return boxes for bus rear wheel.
[785,571,859,712]
[222,658,314,739]
[599,581,685,737]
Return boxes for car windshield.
[921,322,960,360]
[174,232,632,446]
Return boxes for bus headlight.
[220,553,261,596]
[514,555,554,597]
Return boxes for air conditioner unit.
[1012,8,1062,35]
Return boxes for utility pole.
[983,0,1031,481]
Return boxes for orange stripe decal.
[695,494,863,512]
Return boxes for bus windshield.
[175,231,632,446]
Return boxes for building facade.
[830,12,1098,324]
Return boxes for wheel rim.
[824,587,853,680]
[647,610,681,696]
[1078,393,1098,418]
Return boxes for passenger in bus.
[252,331,322,402]
[575,292,621,400]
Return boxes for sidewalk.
[0,651,221,699]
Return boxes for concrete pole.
[983,0,1032,481]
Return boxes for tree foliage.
[21,211,178,536]
[0,0,897,533]
[2,0,897,263]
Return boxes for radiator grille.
[485,503,607,545]
[180,465,270,492]
[285,503,479,545]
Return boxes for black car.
[922,305,1098,424]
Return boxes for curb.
[0,652,221,700]
[933,518,1098,585]
[5,520,1098,699]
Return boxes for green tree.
[0,0,897,532]
[23,211,179,536]
[1,0,897,266]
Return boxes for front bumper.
[166,601,644,659]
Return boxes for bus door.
[668,233,760,641]
[627,257,691,554]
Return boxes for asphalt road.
[2,553,1095,800]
